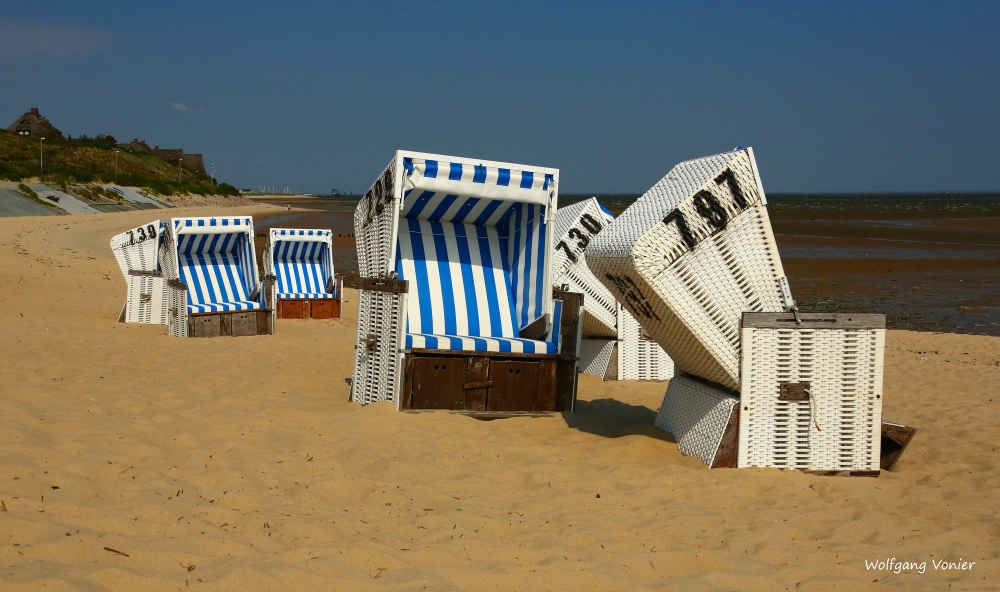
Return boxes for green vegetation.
[17,183,39,199]
[0,129,232,196]
[15,182,60,210]
[217,182,239,196]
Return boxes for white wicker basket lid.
[586,148,790,390]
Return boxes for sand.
[1,209,998,591]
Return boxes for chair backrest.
[110,220,165,279]
[171,217,258,306]
[397,219,519,338]
[394,155,555,337]
[267,229,334,295]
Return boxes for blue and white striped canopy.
[269,228,336,299]
[172,217,263,313]
[394,156,556,353]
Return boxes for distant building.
[151,144,206,174]
[118,138,153,154]
[6,108,64,139]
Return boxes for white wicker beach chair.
[351,151,582,413]
[262,228,343,320]
[110,220,170,324]
[552,198,674,380]
[162,216,274,338]
[589,149,884,473]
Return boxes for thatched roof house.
[7,108,64,139]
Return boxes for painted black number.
[555,240,578,263]
[714,168,749,209]
[692,190,728,229]
[567,228,590,249]
[136,226,148,241]
[579,213,603,234]
[662,209,696,249]
[147,224,157,238]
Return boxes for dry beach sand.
[1,209,999,591]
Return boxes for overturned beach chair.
[263,228,343,320]
[110,220,170,324]
[552,198,674,381]
[587,148,885,473]
[351,151,582,413]
[162,216,274,338]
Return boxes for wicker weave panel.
[553,198,618,338]
[619,308,674,381]
[738,326,884,471]
[351,288,407,406]
[355,158,399,279]
[167,284,187,337]
[125,276,169,324]
[588,149,787,390]
[654,375,738,466]
[579,338,616,377]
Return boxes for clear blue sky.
[2,1,998,194]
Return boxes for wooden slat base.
[401,351,576,413]
[187,310,272,337]
[277,298,343,320]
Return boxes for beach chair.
[588,148,885,473]
[162,216,274,338]
[552,198,674,381]
[351,151,582,413]
[262,228,343,320]
[110,220,170,324]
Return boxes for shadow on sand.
[563,398,676,444]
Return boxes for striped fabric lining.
[276,292,335,300]
[407,300,563,354]
[402,158,553,217]
[406,334,556,354]
[502,202,547,330]
[272,239,335,298]
[392,157,555,354]
[397,220,517,338]
[175,225,262,314]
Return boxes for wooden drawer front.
[190,314,221,337]
[232,312,257,336]
[488,361,540,412]
[411,357,466,409]
[310,299,336,319]
[278,299,309,319]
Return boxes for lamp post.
[211,162,215,183]
[178,158,183,183]
[115,150,120,184]
[39,137,45,179]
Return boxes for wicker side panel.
[125,276,169,325]
[561,264,617,338]
[355,158,399,279]
[351,288,407,405]
[619,308,674,381]
[167,284,188,337]
[579,339,617,378]
[654,375,738,466]
[739,327,884,471]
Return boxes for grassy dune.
[0,130,236,196]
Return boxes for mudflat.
[1,209,998,590]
